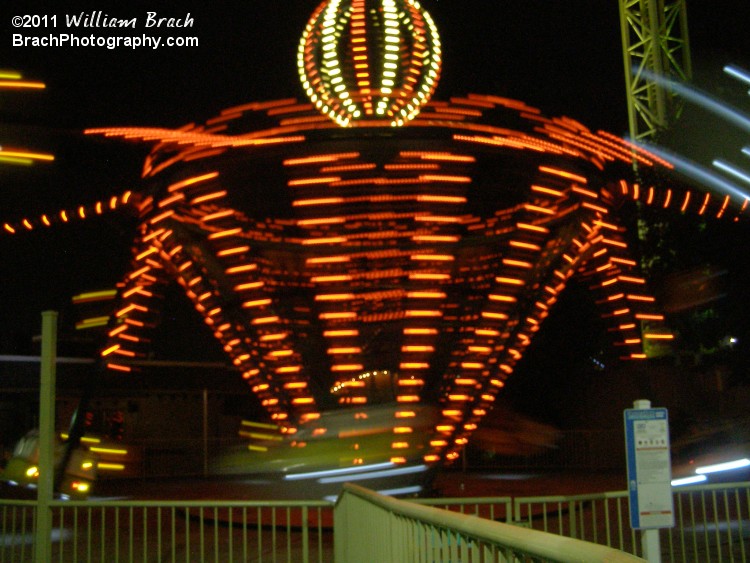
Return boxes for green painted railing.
[1,497,334,562]
[413,495,513,523]
[514,481,750,561]
[334,483,644,562]
[2,481,749,561]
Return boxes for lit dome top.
[298,0,442,127]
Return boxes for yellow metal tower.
[619,0,692,141]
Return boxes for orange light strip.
[0,80,45,89]
[168,172,219,193]
[531,185,564,197]
[288,176,341,187]
[283,153,360,166]
[538,166,587,184]
[523,204,555,215]
[495,276,524,285]
[191,190,227,205]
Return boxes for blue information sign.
[624,407,674,530]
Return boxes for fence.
[413,496,513,523]
[514,481,750,561]
[0,498,333,562]
[1,481,749,562]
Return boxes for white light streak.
[713,159,750,186]
[670,475,707,487]
[642,69,750,134]
[635,142,750,202]
[375,485,422,496]
[284,461,395,481]
[695,458,750,475]
[318,464,428,484]
[724,64,750,87]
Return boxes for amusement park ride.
[1,0,746,496]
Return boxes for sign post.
[35,311,57,563]
[624,399,674,563]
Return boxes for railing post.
[301,506,309,563]
[35,310,57,562]
[569,500,578,539]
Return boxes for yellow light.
[292,397,315,405]
[298,0,442,127]
[90,446,128,456]
[101,344,120,357]
[397,395,420,403]
[97,463,125,471]
[75,316,111,330]
[239,431,284,441]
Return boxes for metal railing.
[2,481,749,562]
[335,483,644,562]
[413,496,513,524]
[1,498,334,562]
[514,481,750,561]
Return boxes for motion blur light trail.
[634,143,750,202]
[640,68,750,135]
[632,66,750,206]
[724,64,750,89]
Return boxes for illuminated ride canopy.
[4,0,748,471]
[80,94,746,467]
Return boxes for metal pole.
[35,311,57,562]
[203,388,208,476]
[642,528,662,563]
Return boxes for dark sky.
[1,1,749,419]
[4,0,646,131]
[2,1,743,128]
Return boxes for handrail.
[336,483,645,562]
[46,498,332,509]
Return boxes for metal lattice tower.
[619,0,692,141]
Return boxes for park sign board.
[624,406,675,530]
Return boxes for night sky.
[1,1,749,424]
